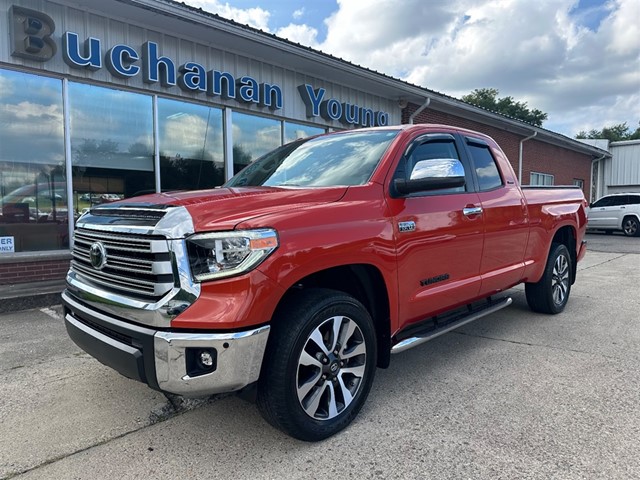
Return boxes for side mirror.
[393,158,466,196]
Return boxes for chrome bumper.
[63,291,270,397]
[154,326,270,396]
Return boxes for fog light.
[186,348,217,377]
[200,351,214,367]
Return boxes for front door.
[387,134,484,331]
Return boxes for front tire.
[257,289,377,441]
[622,216,639,237]
[525,243,572,314]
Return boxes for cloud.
[162,113,223,162]
[276,23,320,48]
[272,0,638,137]
[182,0,639,137]
[0,101,64,164]
[0,75,14,99]
[2,101,63,134]
[185,0,271,30]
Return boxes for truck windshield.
[226,130,400,188]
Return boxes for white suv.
[587,193,640,237]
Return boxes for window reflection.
[0,69,68,252]
[158,99,224,191]
[69,83,155,211]
[232,112,282,174]
[284,121,325,143]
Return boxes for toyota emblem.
[89,242,107,270]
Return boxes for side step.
[391,297,512,354]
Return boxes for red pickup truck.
[63,124,588,440]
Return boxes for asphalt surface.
[1,235,638,479]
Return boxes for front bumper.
[62,291,270,397]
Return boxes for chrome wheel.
[551,254,570,306]
[296,315,366,420]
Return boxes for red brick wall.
[0,257,70,285]
[402,104,592,199]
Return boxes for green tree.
[462,88,548,127]
[576,122,640,142]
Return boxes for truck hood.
[123,186,348,232]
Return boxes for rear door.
[463,136,529,296]
[387,133,484,328]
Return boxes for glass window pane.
[530,172,553,186]
[158,99,224,191]
[0,69,68,252]
[284,121,325,143]
[227,130,399,187]
[232,112,282,174]
[68,83,155,210]
[467,144,502,191]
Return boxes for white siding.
[610,141,640,188]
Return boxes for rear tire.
[257,289,377,441]
[525,243,572,314]
[622,216,639,237]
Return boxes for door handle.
[463,206,483,216]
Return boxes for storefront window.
[69,82,155,213]
[232,112,282,174]
[0,69,67,252]
[158,99,224,191]
[284,121,325,143]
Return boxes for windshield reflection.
[226,130,399,188]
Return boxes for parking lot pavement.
[585,231,640,254]
[2,246,639,480]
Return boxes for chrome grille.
[71,228,174,301]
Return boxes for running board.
[391,297,513,354]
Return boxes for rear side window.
[466,142,503,191]
[629,195,640,205]
[611,196,629,206]
[592,196,614,207]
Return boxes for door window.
[592,196,614,208]
[466,141,503,191]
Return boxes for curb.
[0,280,64,314]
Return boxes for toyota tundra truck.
[62,124,588,441]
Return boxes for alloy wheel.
[296,315,366,420]
[551,254,570,306]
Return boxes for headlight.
[186,229,278,281]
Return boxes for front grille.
[71,227,175,301]
[89,207,168,221]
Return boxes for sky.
[183,0,640,138]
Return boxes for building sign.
[8,5,390,126]
[298,85,389,126]
[0,237,15,253]
[8,6,56,62]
